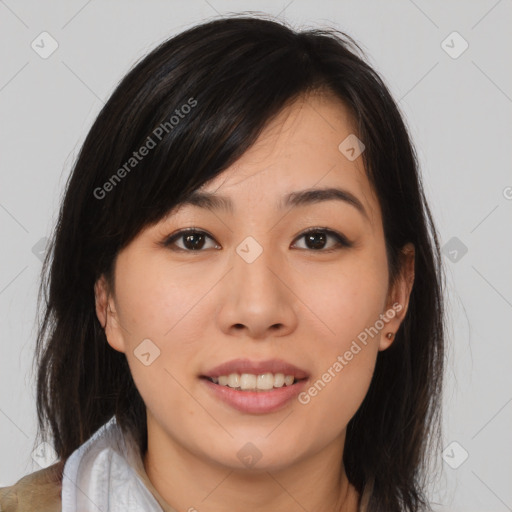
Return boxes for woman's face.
[95,91,414,472]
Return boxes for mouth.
[199,358,309,413]
[200,373,308,391]
[201,358,309,390]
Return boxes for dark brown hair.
[33,14,445,511]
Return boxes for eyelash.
[161,227,353,253]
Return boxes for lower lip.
[201,378,308,414]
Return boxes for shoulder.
[0,460,64,512]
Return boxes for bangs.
[83,19,351,260]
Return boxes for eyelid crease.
[160,226,354,252]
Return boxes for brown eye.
[292,228,352,251]
[163,229,219,251]
[162,227,352,253]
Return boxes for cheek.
[111,251,206,412]
[293,252,387,430]
[113,249,209,340]
[297,325,379,441]
[295,249,389,343]
[114,247,228,368]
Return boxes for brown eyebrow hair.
[176,186,369,220]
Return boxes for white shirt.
[61,416,176,512]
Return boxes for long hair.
[33,15,445,511]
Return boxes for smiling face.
[95,90,414,476]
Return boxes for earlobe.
[379,243,415,351]
[378,303,402,351]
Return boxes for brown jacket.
[0,461,64,512]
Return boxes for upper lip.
[202,358,309,380]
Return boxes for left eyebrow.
[176,186,368,220]
[279,187,368,220]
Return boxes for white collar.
[61,416,176,512]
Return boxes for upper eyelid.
[163,227,351,249]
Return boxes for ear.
[94,274,126,353]
[379,242,415,351]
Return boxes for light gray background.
[1,1,511,510]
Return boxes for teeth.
[284,375,294,386]
[209,373,297,391]
[273,373,285,388]
[257,373,274,390]
[240,373,257,390]
[228,373,240,388]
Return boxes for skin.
[95,89,415,512]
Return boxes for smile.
[206,372,299,391]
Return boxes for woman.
[0,14,445,512]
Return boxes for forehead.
[175,91,380,225]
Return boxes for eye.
[291,228,353,252]
[162,228,220,252]
[162,227,352,253]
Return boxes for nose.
[215,236,299,340]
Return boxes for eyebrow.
[177,187,368,220]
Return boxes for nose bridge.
[209,189,305,338]
[233,233,279,295]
